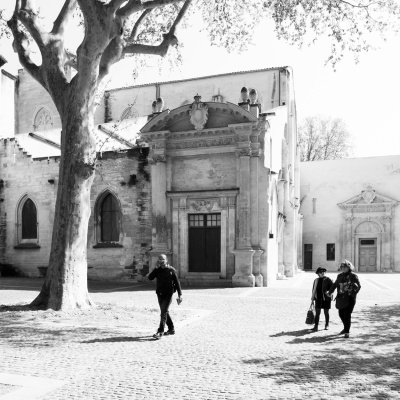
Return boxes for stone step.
[181,278,233,287]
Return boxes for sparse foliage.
[1,0,399,310]
[299,115,353,161]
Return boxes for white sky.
[1,1,400,158]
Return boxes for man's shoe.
[325,325,329,330]
[152,332,163,339]
[164,330,175,336]
[311,325,318,332]
[339,329,345,335]
[344,333,350,338]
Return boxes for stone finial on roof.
[240,87,249,103]
[249,88,258,104]
[156,97,164,113]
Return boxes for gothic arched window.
[101,193,120,242]
[34,107,53,131]
[22,198,37,239]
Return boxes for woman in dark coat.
[311,267,333,331]
[327,260,361,338]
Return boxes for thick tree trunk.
[31,98,97,310]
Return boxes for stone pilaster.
[232,124,255,287]
[250,127,264,287]
[146,131,171,271]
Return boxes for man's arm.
[148,267,158,281]
[173,271,182,297]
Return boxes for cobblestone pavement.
[0,272,399,400]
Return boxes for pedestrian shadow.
[82,336,156,344]
[270,328,314,338]
[288,333,344,344]
[242,303,400,397]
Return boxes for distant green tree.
[299,116,353,161]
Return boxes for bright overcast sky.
[1,0,400,158]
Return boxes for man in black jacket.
[148,254,182,339]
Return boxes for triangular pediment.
[338,186,398,210]
[140,101,258,133]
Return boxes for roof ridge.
[106,66,289,93]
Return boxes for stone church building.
[0,57,303,286]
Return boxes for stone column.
[171,198,180,274]
[250,127,263,287]
[220,197,228,279]
[232,124,255,287]
[147,133,171,271]
[227,196,236,279]
[178,197,188,278]
[345,213,353,262]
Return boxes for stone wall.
[0,70,16,139]
[0,137,152,279]
[0,138,59,276]
[171,153,237,191]
[16,69,62,134]
[87,149,152,280]
[106,68,288,122]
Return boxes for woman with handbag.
[310,267,333,331]
[327,260,361,338]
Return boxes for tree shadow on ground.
[0,303,161,348]
[243,304,400,398]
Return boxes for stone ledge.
[13,243,41,250]
[92,243,123,249]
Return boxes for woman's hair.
[339,259,354,271]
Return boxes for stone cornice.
[166,136,237,150]
[167,188,239,199]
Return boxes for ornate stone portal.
[338,186,398,271]
[140,97,273,286]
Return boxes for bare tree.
[2,0,399,310]
[299,116,353,161]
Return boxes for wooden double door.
[188,213,221,272]
[359,238,377,272]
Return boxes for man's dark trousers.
[157,294,174,333]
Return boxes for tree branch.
[129,9,152,41]
[123,0,191,55]
[98,35,124,82]
[7,15,44,86]
[117,0,184,18]
[16,0,47,49]
[76,0,98,16]
[108,0,130,13]
[52,0,77,35]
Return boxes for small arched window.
[100,193,120,242]
[22,198,37,239]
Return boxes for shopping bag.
[305,303,315,324]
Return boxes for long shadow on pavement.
[243,303,400,398]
